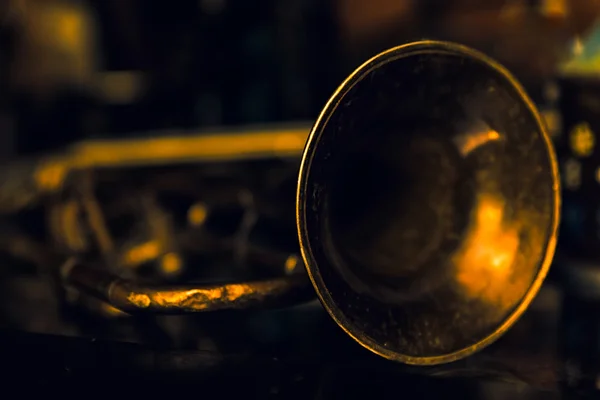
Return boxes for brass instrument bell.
[59,40,560,366]
[296,41,560,365]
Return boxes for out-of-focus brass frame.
[67,124,310,169]
[38,122,309,179]
[0,124,313,312]
[0,123,310,214]
[295,40,561,366]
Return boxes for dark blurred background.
[0,0,599,154]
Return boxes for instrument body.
[0,41,560,366]
[297,41,560,365]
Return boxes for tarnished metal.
[62,259,313,314]
[0,40,562,366]
[296,40,560,365]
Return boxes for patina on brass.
[62,259,312,314]
[4,39,560,365]
[296,41,560,365]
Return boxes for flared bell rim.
[296,40,561,365]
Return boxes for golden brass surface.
[62,260,313,314]
[2,39,561,367]
[296,41,560,365]
[0,123,310,214]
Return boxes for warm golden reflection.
[569,121,595,157]
[56,7,84,51]
[62,261,312,313]
[452,125,501,156]
[124,284,254,311]
[31,126,310,195]
[34,159,68,191]
[70,128,309,168]
[117,279,299,312]
[452,194,522,309]
[100,302,127,317]
[123,240,161,267]
[188,203,208,226]
[539,0,568,18]
[11,0,97,93]
[284,255,301,274]
[160,252,182,275]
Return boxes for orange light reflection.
[452,194,522,309]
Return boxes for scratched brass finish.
[0,39,561,365]
[63,260,313,313]
[297,41,560,365]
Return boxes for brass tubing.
[62,260,313,314]
[0,124,310,214]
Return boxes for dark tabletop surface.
[0,282,596,399]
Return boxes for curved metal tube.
[0,123,310,214]
[62,260,314,314]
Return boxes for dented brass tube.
[62,260,313,314]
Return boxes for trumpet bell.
[296,41,560,365]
